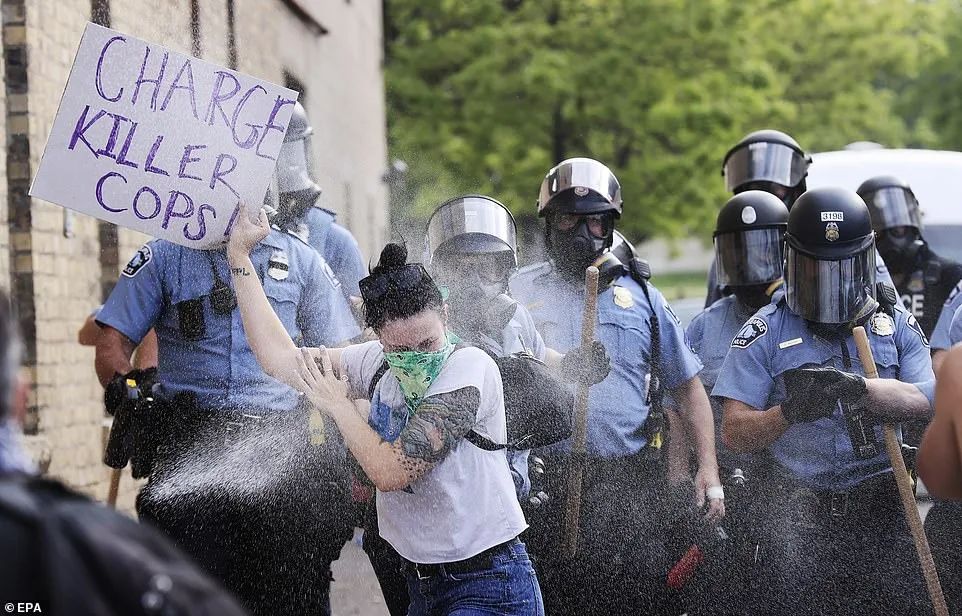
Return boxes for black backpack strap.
[463,430,507,451]
[368,360,390,400]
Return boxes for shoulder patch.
[905,313,930,347]
[122,245,152,278]
[320,259,341,289]
[946,280,962,306]
[731,316,768,349]
[663,300,681,325]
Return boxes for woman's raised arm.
[227,203,343,390]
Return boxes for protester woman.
[227,204,545,615]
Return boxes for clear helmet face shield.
[723,142,810,192]
[864,187,923,232]
[785,243,877,324]
[425,197,518,268]
[276,135,317,194]
[715,227,785,287]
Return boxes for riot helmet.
[722,130,811,207]
[714,191,788,288]
[538,158,621,278]
[426,195,518,313]
[857,175,924,273]
[784,187,877,324]
[274,102,321,230]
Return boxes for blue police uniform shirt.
[298,207,366,298]
[711,300,934,491]
[930,280,962,351]
[97,232,360,412]
[510,261,703,458]
[687,293,764,471]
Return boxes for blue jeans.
[405,540,544,616]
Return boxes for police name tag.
[731,316,768,349]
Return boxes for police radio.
[841,401,882,460]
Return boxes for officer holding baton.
[713,187,935,615]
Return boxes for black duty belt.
[404,537,520,580]
[773,473,900,522]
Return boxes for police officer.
[427,194,609,493]
[94,190,360,616]
[707,130,892,306]
[274,101,367,299]
[510,157,722,615]
[713,187,934,615]
[858,175,962,337]
[685,191,788,613]
[930,281,962,374]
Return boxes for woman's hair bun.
[377,242,408,270]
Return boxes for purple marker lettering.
[115,120,140,169]
[204,71,241,128]
[222,202,241,237]
[95,172,127,213]
[95,36,126,102]
[94,112,126,159]
[131,46,169,111]
[132,186,162,220]
[144,135,170,176]
[255,96,295,160]
[185,203,215,241]
[162,190,195,230]
[68,105,107,157]
[230,85,266,148]
[161,59,198,119]
[177,144,206,181]
[209,153,239,198]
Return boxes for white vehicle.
[806,147,962,263]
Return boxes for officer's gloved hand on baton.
[781,366,867,424]
[559,340,611,385]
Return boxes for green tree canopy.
[385,0,947,241]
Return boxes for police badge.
[825,222,840,242]
[268,250,290,281]
[871,312,894,336]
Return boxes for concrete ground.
[331,530,390,616]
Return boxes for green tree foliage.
[385,0,946,240]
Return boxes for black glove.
[560,340,611,385]
[780,367,867,424]
[104,367,157,416]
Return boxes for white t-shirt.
[340,340,528,564]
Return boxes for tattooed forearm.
[396,386,480,478]
[230,267,252,277]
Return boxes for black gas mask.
[731,283,776,312]
[273,188,318,231]
[547,213,615,279]
[876,227,924,275]
[435,252,511,325]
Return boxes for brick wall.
[12,0,388,511]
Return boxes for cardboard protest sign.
[30,22,298,249]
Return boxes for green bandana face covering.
[384,332,459,413]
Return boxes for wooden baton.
[106,468,121,509]
[852,326,948,616]
[562,266,600,560]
